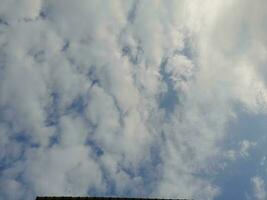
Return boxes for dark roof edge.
[36,197,192,200]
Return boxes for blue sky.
[0,0,267,200]
[215,109,267,200]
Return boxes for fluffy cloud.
[0,0,267,200]
[251,176,266,200]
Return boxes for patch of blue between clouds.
[159,58,179,115]
[0,131,37,173]
[67,95,87,114]
[86,140,104,157]
[159,37,194,116]
[39,8,49,20]
[214,106,267,200]
[127,0,139,24]
[138,143,163,196]
[0,17,8,26]
[62,40,70,52]
[45,92,60,127]
[0,104,40,171]
[121,45,143,66]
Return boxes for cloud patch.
[0,0,267,200]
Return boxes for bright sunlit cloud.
[0,0,267,200]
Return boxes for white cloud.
[0,0,42,22]
[260,156,266,166]
[240,140,256,158]
[23,145,104,197]
[0,0,267,200]
[251,176,266,200]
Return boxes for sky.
[0,0,267,200]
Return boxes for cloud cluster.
[251,176,266,200]
[0,0,267,200]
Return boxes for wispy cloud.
[0,0,267,200]
[251,176,266,200]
